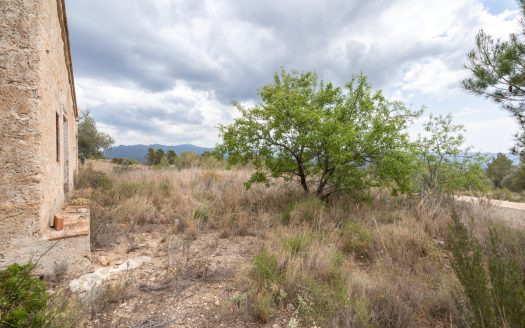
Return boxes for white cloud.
[76,78,232,146]
[67,0,523,151]
[399,58,468,97]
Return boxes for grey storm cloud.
[92,103,204,133]
[68,0,456,98]
[66,0,520,147]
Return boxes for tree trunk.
[299,172,309,194]
[296,161,309,194]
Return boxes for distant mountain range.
[104,144,214,162]
[479,153,520,165]
[104,145,522,165]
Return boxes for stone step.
[44,205,90,241]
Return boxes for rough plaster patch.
[69,256,151,294]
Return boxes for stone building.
[0,0,90,275]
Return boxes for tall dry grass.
[74,160,525,327]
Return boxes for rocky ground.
[70,226,294,328]
[79,228,257,327]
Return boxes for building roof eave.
[56,0,78,118]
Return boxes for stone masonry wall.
[0,0,85,274]
[37,0,78,231]
[0,0,45,251]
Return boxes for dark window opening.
[56,113,60,162]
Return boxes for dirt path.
[456,195,525,211]
[83,229,265,328]
[456,195,525,229]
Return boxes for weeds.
[75,161,525,327]
[0,263,49,327]
[0,263,82,328]
[339,221,374,260]
[448,211,525,328]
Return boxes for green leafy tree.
[416,114,489,193]
[201,149,224,161]
[218,70,420,199]
[154,149,165,165]
[487,153,514,188]
[463,1,525,154]
[158,155,170,168]
[166,150,177,165]
[145,147,156,165]
[502,161,525,191]
[78,111,114,162]
[461,162,492,193]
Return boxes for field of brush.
[68,160,525,328]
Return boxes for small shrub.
[112,164,135,174]
[252,249,281,286]
[111,157,140,165]
[228,292,246,309]
[289,197,324,225]
[249,290,275,322]
[76,164,112,189]
[487,227,525,327]
[183,219,198,241]
[368,287,413,328]
[115,181,142,198]
[193,208,210,222]
[381,223,437,269]
[340,221,374,260]
[87,279,134,317]
[490,188,512,201]
[50,261,68,282]
[281,204,294,225]
[284,234,311,256]
[0,263,49,327]
[159,182,171,194]
[448,212,496,327]
[90,206,121,249]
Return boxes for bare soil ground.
[84,228,262,328]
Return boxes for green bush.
[115,181,142,198]
[448,213,525,327]
[110,157,140,165]
[0,263,50,327]
[487,227,525,327]
[281,204,294,225]
[290,197,324,224]
[448,213,495,327]
[248,249,282,322]
[76,164,112,189]
[340,221,375,260]
[193,208,210,222]
[283,235,311,256]
[252,249,281,286]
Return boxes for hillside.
[103,144,214,162]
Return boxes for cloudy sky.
[67,0,522,152]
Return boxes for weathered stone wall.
[0,0,84,274]
[37,0,78,231]
[0,0,44,250]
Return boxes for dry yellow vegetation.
[68,160,525,327]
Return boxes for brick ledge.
[44,205,90,241]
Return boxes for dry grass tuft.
[75,160,521,327]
